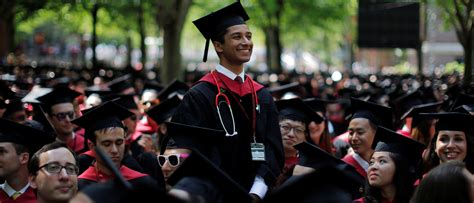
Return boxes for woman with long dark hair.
[356,126,425,203]
[423,112,474,174]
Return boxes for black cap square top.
[276,98,324,124]
[400,101,443,120]
[193,1,250,62]
[0,118,55,153]
[350,97,393,129]
[71,100,134,141]
[36,86,81,107]
[146,95,181,125]
[372,126,426,164]
[419,112,474,133]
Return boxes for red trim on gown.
[342,154,367,178]
[396,129,411,138]
[68,129,86,153]
[198,71,264,97]
[79,164,147,182]
[0,186,36,203]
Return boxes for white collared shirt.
[1,181,30,198]
[216,64,245,83]
[353,153,369,172]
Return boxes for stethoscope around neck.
[210,70,259,137]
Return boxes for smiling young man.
[342,98,393,178]
[171,2,284,201]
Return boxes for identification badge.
[251,143,266,161]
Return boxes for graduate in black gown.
[171,1,284,201]
[71,100,163,194]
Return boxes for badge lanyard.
[210,70,265,161]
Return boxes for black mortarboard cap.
[294,142,365,187]
[276,98,324,123]
[450,93,474,111]
[193,1,250,62]
[419,112,474,133]
[269,82,304,100]
[141,82,164,95]
[371,126,426,165]
[454,104,474,115]
[168,150,252,203]
[107,74,134,93]
[157,79,189,101]
[350,97,394,129]
[2,99,25,118]
[392,90,423,115]
[106,94,138,110]
[400,101,443,120]
[0,118,55,153]
[303,97,338,114]
[0,81,15,108]
[21,87,52,104]
[84,86,112,99]
[71,100,134,141]
[165,121,224,156]
[264,165,363,203]
[146,95,181,124]
[36,86,81,107]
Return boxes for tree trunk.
[155,0,192,83]
[92,3,99,70]
[162,26,181,83]
[264,26,283,73]
[463,35,473,87]
[0,0,15,59]
[138,0,146,67]
[126,30,132,67]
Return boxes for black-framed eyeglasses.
[157,153,189,167]
[51,111,75,121]
[280,124,306,135]
[38,162,79,175]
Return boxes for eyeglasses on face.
[38,162,79,176]
[157,153,189,167]
[280,124,306,135]
[51,111,75,121]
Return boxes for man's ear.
[20,152,29,165]
[29,175,38,189]
[213,41,224,54]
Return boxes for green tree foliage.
[433,0,474,87]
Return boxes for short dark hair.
[28,141,77,175]
[411,161,471,203]
[211,28,230,44]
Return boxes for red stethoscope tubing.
[210,70,259,138]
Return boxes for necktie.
[235,76,243,84]
[12,191,21,200]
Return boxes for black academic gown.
[171,71,284,190]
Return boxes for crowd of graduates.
[2,1,474,203]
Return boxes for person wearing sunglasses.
[71,101,163,193]
[37,85,86,154]
[28,142,79,203]
[158,148,190,190]
[0,118,55,202]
